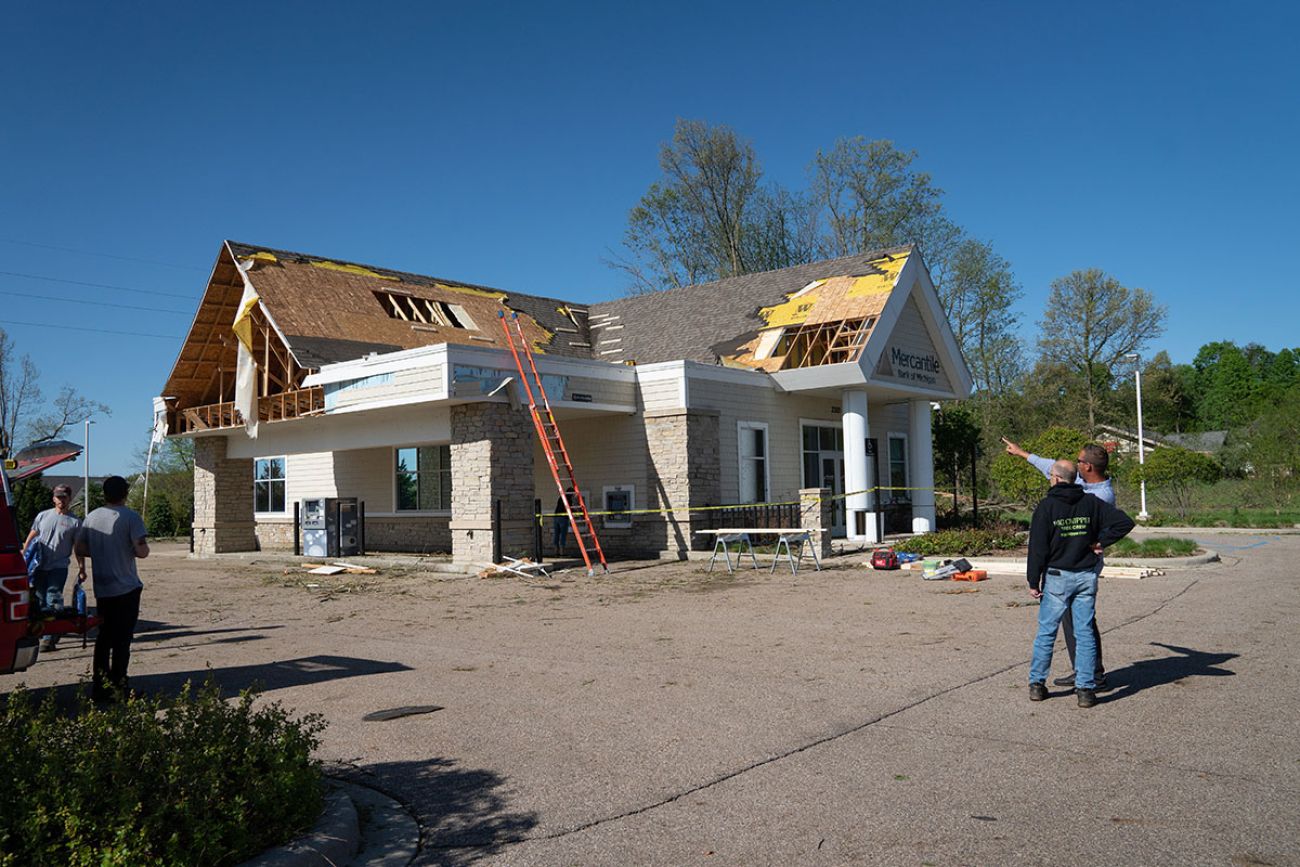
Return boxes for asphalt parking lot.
[11,533,1299,866]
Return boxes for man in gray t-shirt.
[22,484,85,651]
[75,476,149,703]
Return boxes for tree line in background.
[614,120,1300,521]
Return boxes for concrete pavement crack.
[873,722,1298,795]
[429,575,1209,852]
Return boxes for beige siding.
[687,377,839,503]
[532,414,649,512]
[333,447,397,510]
[328,365,445,411]
[874,296,952,392]
[562,374,635,407]
[286,452,338,501]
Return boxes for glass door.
[822,455,845,535]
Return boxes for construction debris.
[478,556,550,580]
[302,562,378,575]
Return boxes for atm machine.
[300,497,361,558]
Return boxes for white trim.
[736,421,771,504]
[253,455,290,515]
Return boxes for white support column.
[842,389,878,543]
[910,400,937,534]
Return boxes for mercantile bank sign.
[887,346,942,386]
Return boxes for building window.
[801,423,843,488]
[887,434,909,504]
[396,445,452,511]
[738,422,769,503]
[254,457,286,513]
[373,290,477,329]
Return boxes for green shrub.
[1133,447,1222,520]
[898,522,1025,556]
[0,680,325,867]
[989,427,1090,505]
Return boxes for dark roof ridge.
[224,240,584,309]
[589,243,916,310]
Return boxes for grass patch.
[0,679,324,866]
[1108,537,1198,557]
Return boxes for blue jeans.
[31,566,70,615]
[552,518,569,553]
[1030,567,1099,690]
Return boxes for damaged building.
[161,241,972,565]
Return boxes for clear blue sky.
[3,1,1297,474]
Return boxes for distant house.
[161,241,973,563]
[1095,424,1226,458]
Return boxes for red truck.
[1,459,100,675]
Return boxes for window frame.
[886,432,910,504]
[736,421,771,504]
[393,444,453,514]
[253,456,288,515]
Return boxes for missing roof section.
[374,290,478,330]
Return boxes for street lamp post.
[83,419,95,519]
[1124,354,1150,520]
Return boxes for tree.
[612,119,765,294]
[611,124,996,298]
[1240,386,1300,502]
[0,328,41,458]
[941,239,1024,399]
[808,138,962,281]
[0,327,110,457]
[29,385,110,443]
[12,475,52,537]
[989,427,1090,505]
[1037,269,1167,434]
[1134,446,1221,519]
[932,404,981,514]
[129,436,194,533]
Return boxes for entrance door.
[821,455,846,535]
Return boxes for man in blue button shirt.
[1003,437,1114,689]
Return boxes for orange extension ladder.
[498,311,609,575]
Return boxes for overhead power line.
[0,237,206,271]
[0,269,199,300]
[0,319,180,340]
[0,288,191,315]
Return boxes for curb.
[938,550,1221,570]
[339,781,421,866]
[236,779,421,867]
[238,784,359,867]
[1131,526,1300,535]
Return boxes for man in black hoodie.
[1027,459,1135,708]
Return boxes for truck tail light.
[1,575,30,621]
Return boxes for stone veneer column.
[799,487,834,560]
[449,402,535,566]
[644,409,721,558]
[192,435,257,556]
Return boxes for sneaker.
[1029,682,1048,702]
[1077,689,1098,708]
[1053,673,1076,687]
[39,636,58,652]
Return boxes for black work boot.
[1077,689,1098,708]
[1053,673,1076,687]
[1029,682,1048,702]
